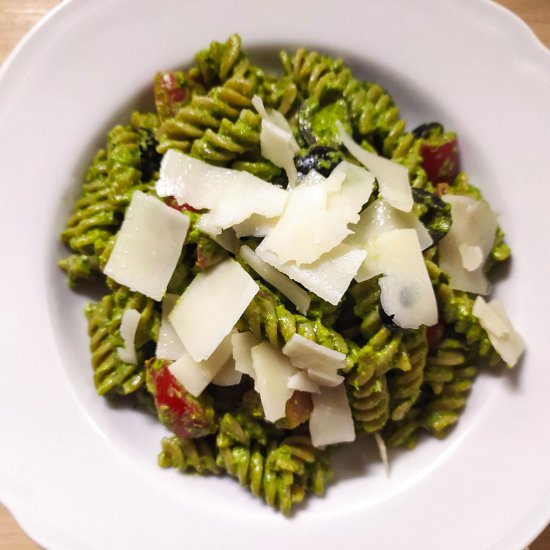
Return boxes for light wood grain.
[0,0,549,548]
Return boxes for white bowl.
[1,0,550,548]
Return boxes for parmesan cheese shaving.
[439,195,498,294]
[233,214,278,238]
[260,182,351,265]
[117,308,141,364]
[472,297,525,366]
[156,294,186,361]
[306,369,344,387]
[213,229,240,255]
[251,342,297,422]
[103,191,189,301]
[212,357,242,386]
[337,120,413,212]
[252,95,300,186]
[375,229,438,328]
[156,150,287,235]
[350,199,433,283]
[287,371,321,394]
[327,161,375,225]
[282,333,346,373]
[240,245,311,315]
[296,168,345,195]
[231,331,260,381]
[458,244,483,272]
[168,333,233,397]
[374,432,390,477]
[350,199,432,251]
[310,385,355,447]
[255,242,366,305]
[169,259,259,361]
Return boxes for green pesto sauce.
[298,97,352,147]
[311,99,351,145]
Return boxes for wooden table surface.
[0,0,549,548]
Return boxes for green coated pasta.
[159,435,220,474]
[60,116,160,285]
[85,285,160,396]
[59,35,521,514]
[215,412,332,514]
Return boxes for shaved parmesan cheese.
[439,195,498,294]
[327,161,375,225]
[233,214,278,238]
[156,294,186,361]
[458,244,483,272]
[473,297,509,337]
[306,369,345,387]
[168,333,233,397]
[261,183,351,265]
[251,94,270,119]
[260,119,299,186]
[196,223,240,255]
[117,308,141,364]
[374,432,390,477]
[232,331,260,381]
[473,297,525,366]
[169,259,259,361]
[252,95,300,186]
[375,229,438,329]
[256,242,366,305]
[157,150,287,235]
[251,342,297,422]
[337,121,412,212]
[212,357,242,386]
[310,385,355,447]
[240,245,311,315]
[282,334,346,387]
[350,199,432,283]
[351,199,432,251]
[282,333,346,373]
[297,168,345,195]
[287,371,321,393]
[213,229,240,255]
[104,191,189,301]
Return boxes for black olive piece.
[412,187,452,244]
[411,122,444,140]
[297,99,318,147]
[139,129,163,182]
[378,304,402,331]
[295,146,345,177]
[412,187,446,209]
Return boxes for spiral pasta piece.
[387,328,428,421]
[215,413,332,514]
[384,335,477,447]
[280,48,347,102]
[85,286,160,396]
[157,37,265,156]
[189,108,261,164]
[423,337,466,394]
[193,34,247,88]
[158,435,220,474]
[347,279,405,432]
[59,150,112,282]
[421,361,478,435]
[60,118,159,284]
[262,74,299,116]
